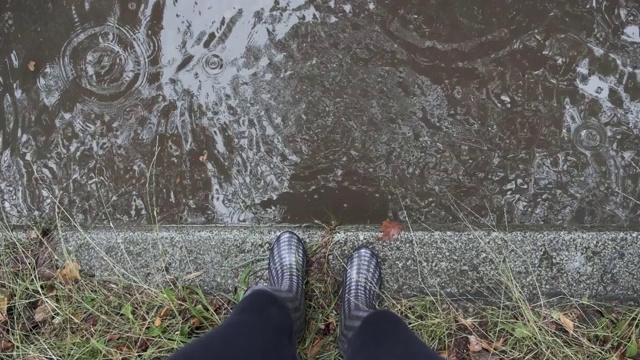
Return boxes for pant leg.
[345,310,442,360]
[169,288,298,360]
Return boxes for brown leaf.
[158,306,170,318]
[57,260,81,282]
[85,314,99,326]
[27,61,36,71]
[153,316,162,327]
[106,334,120,342]
[189,317,201,327]
[558,313,575,336]
[0,340,13,351]
[307,337,324,360]
[117,345,134,353]
[457,314,476,329]
[34,304,52,323]
[468,335,483,353]
[0,289,10,323]
[377,220,403,241]
[199,150,208,163]
[136,336,153,352]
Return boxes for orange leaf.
[57,260,81,282]
[199,150,208,163]
[154,316,162,327]
[553,311,575,336]
[377,220,403,241]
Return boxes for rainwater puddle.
[1,0,639,225]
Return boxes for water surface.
[1,0,639,225]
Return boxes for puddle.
[1,0,639,225]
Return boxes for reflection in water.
[0,0,639,225]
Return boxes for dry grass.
[0,226,639,360]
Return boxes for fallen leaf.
[307,337,324,359]
[158,306,170,318]
[57,260,81,282]
[136,336,152,352]
[34,303,52,322]
[199,150,208,163]
[0,340,13,351]
[0,289,10,323]
[468,336,483,353]
[189,317,201,327]
[153,316,162,327]
[377,220,403,241]
[85,314,99,326]
[106,334,120,342]
[27,61,36,71]
[556,312,574,336]
[457,314,476,329]
[117,345,134,353]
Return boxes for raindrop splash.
[59,23,149,104]
[202,53,224,76]
[572,122,608,154]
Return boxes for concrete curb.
[53,226,640,302]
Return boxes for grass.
[0,226,639,360]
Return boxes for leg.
[170,231,307,360]
[338,247,442,360]
[168,288,298,360]
[345,309,442,360]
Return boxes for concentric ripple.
[59,23,150,103]
[572,122,608,154]
[202,53,224,76]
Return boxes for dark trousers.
[169,289,442,360]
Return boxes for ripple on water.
[572,121,608,154]
[202,53,225,76]
[37,63,65,106]
[59,22,150,104]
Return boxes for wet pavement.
[0,0,639,225]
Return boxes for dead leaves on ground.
[153,306,170,327]
[0,289,10,323]
[34,303,53,323]
[57,260,81,282]
[0,340,13,351]
[556,311,575,336]
[377,220,403,241]
[198,150,208,163]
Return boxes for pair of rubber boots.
[246,231,381,356]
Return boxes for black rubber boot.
[338,246,382,356]
[246,231,307,341]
